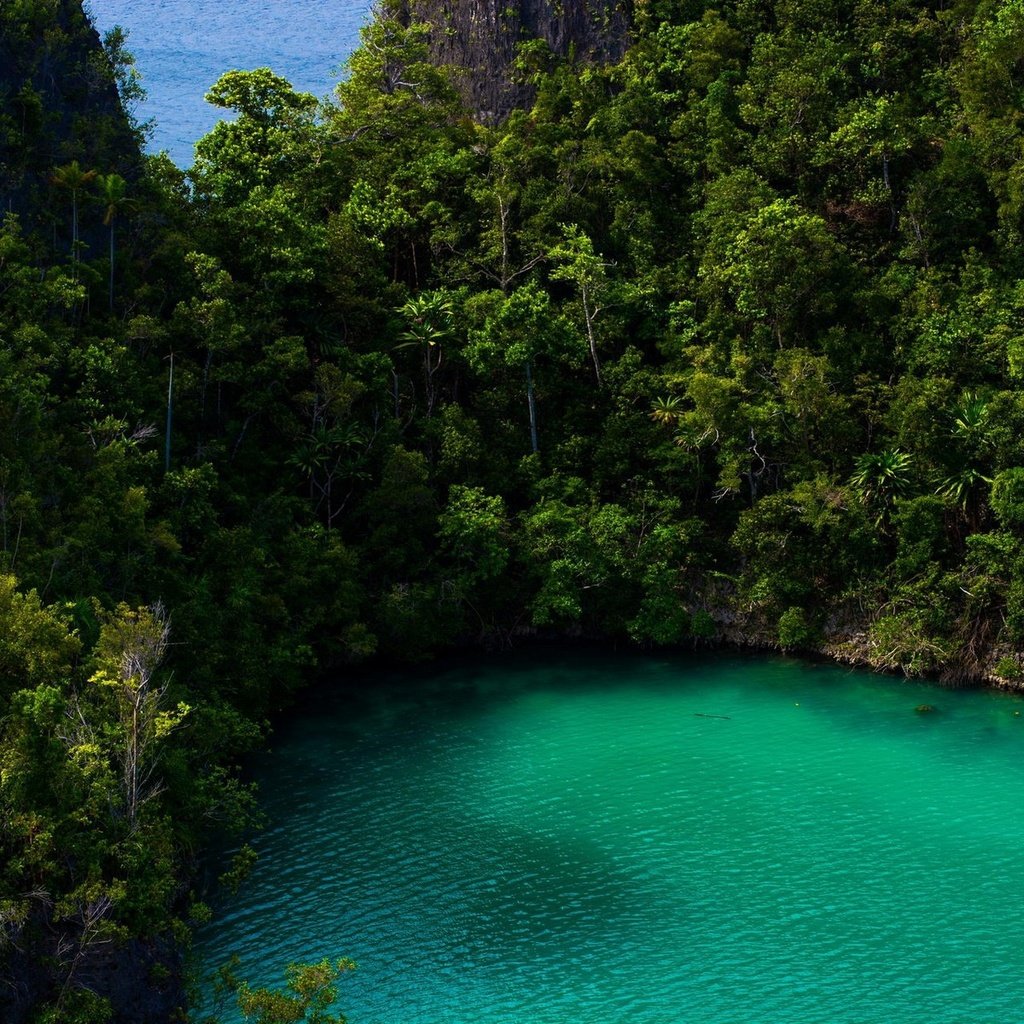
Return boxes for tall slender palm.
[96,173,135,311]
[396,292,453,419]
[50,161,97,272]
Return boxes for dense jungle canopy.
[2,0,1024,1018]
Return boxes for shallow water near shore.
[194,650,1024,1023]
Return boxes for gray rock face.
[406,0,632,121]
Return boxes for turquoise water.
[85,0,371,167]
[194,651,1024,1023]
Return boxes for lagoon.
[193,651,1024,1022]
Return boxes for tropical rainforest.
[1,0,1024,1018]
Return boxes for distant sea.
[85,0,373,168]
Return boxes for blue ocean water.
[84,0,372,167]
[194,651,1024,1024]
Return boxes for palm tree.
[287,423,367,525]
[951,392,989,440]
[938,393,994,529]
[851,448,913,525]
[650,395,684,426]
[938,465,992,508]
[396,292,453,419]
[96,173,135,311]
[50,161,97,270]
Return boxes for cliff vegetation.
[2,0,1024,1019]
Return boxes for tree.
[550,225,613,386]
[51,160,97,268]
[74,603,189,831]
[735,27,851,185]
[851,449,914,525]
[439,485,510,589]
[954,0,1024,228]
[466,282,580,454]
[991,468,1024,531]
[936,393,994,528]
[95,173,135,311]
[0,574,80,703]
[102,25,150,142]
[287,423,367,527]
[701,197,847,352]
[203,957,356,1024]
[192,69,320,207]
[826,94,929,220]
[396,290,455,419]
[332,2,464,156]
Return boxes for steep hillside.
[404,0,631,120]
[0,0,140,226]
[2,0,1024,1020]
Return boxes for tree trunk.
[108,223,115,312]
[164,353,174,473]
[525,358,539,454]
[582,285,602,386]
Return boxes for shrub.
[777,606,817,650]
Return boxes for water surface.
[194,651,1024,1023]
[86,0,371,166]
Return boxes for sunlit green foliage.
[6,0,1024,1015]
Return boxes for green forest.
[2,0,1024,1018]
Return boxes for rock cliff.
[404,0,632,121]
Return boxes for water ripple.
[196,653,1024,1023]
